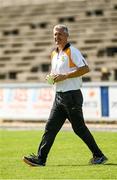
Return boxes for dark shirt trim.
[55,43,71,52]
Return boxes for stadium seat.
[0,0,117,82]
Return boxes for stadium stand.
[0,0,117,82]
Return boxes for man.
[23,24,108,166]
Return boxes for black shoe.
[89,155,108,165]
[23,153,45,166]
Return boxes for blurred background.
[0,0,117,82]
[0,0,117,128]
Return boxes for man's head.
[53,24,69,49]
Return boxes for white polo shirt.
[51,44,88,92]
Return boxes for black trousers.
[37,89,103,163]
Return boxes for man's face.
[53,27,68,46]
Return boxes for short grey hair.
[53,24,69,35]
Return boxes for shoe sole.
[90,158,108,165]
[23,157,45,167]
[100,158,108,164]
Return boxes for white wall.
[0,82,117,121]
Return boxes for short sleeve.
[71,47,88,68]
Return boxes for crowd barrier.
[0,82,117,121]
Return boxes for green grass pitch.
[0,129,117,179]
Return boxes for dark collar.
[56,43,71,52]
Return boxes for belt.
[56,89,80,94]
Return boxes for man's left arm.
[54,65,90,82]
[66,65,90,79]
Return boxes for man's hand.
[46,74,55,84]
[46,73,67,84]
[53,74,67,83]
